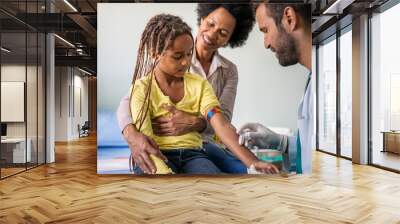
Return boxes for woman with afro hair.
[117,3,256,174]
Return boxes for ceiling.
[0,0,100,74]
[0,0,394,74]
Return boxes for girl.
[129,14,278,174]
[117,3,255,174]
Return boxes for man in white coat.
[239,2,313,174]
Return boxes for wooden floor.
[372,150,400,171]
[1,167,26,178]
[1,163,45,178]
[1,135,400,223]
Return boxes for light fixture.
[63,0,78,12]
[323,0,355,15]
[54,34,75,48]
[1,47,11,53]
[78,67,92,76]
[76,48,86,56]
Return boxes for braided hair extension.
[129,14,193,172]
[129,14,193,132]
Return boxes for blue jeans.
[133,149,221,174]
[203,142,247,174]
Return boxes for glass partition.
[317,35,337,155]
[370,3,400,171]
[339,27,352,158]
[0,1,46,179]
[1,31,28,177]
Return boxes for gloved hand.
[238,123,288,152]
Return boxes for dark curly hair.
[253,1,311,31]
[196,3,255,48]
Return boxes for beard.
[274,27,299,67]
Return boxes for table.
[381,131,400,154]
[1,138,31,163]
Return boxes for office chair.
[78,121,90,138]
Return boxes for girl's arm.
[198,79,277,173]
[209,112,279,173]
[201,65,238,136]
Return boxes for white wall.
[1,65,27,140]
[55,66,68,141]
[1,66,26,126]
[1,65,38,138]
[73,73,89,137]
[55,67,89,141]
[1,64,46,163]
[98,3,308,132]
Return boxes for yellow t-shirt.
[130,72,220,150]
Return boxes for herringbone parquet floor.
[1,135,400,223]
